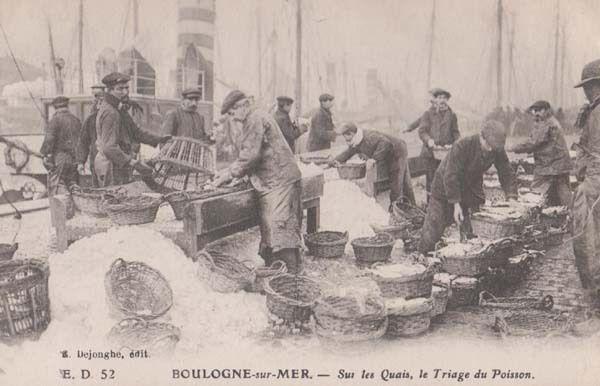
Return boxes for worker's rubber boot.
[272,248,303,275]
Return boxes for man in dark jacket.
[417,88,461,195]
[77,84,105,187]
[40,96,81,195]
[506,100,573,206]
[332,123,415,209]
[212,90,304,274]
[162,87,212,141]
[418,120,518,254]
[273,96,307,152]
[94,72,171,187]
[307,93,337,152]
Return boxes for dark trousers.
[389,158,416,206]
[417,196,472,254]
[425,158,442,198]
[531,173,572,207]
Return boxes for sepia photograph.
[0,0,599,384]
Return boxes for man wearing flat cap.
[307,93,337,152]
[571,59,600,311]
[418,120,517,254]
[162,87,212,142]
[95,72,171,187]
[77,84,105,187]
[212,90,304,274]
[40,96,81,195]
[331,123,415,210]
[416,87,461,197]
[273,96,307,152]
[506,100,572,207]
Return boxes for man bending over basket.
[417,120,518,255]
[211,90,304,274]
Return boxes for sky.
[1,0,600,116]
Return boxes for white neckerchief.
[350,128,364,148]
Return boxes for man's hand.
[453,203,464,225]
[211,169,233,187]
[77,164,85,175]
[427,139,435,148]
[160,135,173,144]
[131,159,154,176]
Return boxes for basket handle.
[110,258,127,272]
[196,250,216,268]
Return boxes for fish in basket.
[313,294,388,343]
[470,203,528,239]
[0,243,17,261]
[435,240,496,277]
[367,262,434,299]
[108,318,181,356]
[351,233,395,265]
[493,310,575,338]
[104,258,173,320]
[304,231,349,259]
[195,250,256,293]
[102,195,164,226]
[479,291,554,311]
[69,185,127,217]
[0,259,50,342]
[263,274,321,323]
[385,297,433,337]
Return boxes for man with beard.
[506,100,572,206]
[162,87,213,142]
[94,72,171,187]
[417,120,517,254]
[417,88,461,197]
[211,90,304,273]
[77,84,105,187]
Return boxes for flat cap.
[51,96,69,107]
[575,59,600,88]
[319,93,334,102]
[429,88,451,98]
[182,87,203,98]
[480,120,507,150]
[91,84,106,90]
[101,72,130,87]
[221,90,247,115]
[339,122,358,134]
[527,100,552,112]
[276,95,294,104]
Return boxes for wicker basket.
[153,137,216,176]
[313,295,388,342]
[471,214,525,239]
[299,155,332,165]
[0,259,50,341]
[436,242,495,276]
[264,274,321,322]
[431,284,450,317]
[70,185,127,217]
[351,233,394,265]
[447,277,479,309]
[479,291,554,311]
[493,310,575,337]
[196,250,256,293]
[337,163,366,180]
[370,223,411,240]
[368,263,434,299]
[250,260,287,293]
[102,195,163,225]
[107,318,180,355]
[105,258,173,320]
[0,243,17,261]
[386,297,433,337]
[488,237,516,267]
[539,212,568,229]
[304,231,348,259]
[390,199,425,228]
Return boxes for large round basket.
[390,199,425,228]
[385,297,433,337]
[0,259,50,342]
[479,291,554,311]
[0,243,18,261]
[436,243,495,277]
[370,223,411,240]
[250,260,287,293]
[313,295,388,342]
[471,214,525,239]
[337,163,366,180]
[304,231,348,259]
[430,284,450,317]
[195,250,256,293]
[264,274,321,323]
[102,195,163,226]
[447,277,479,309]
[70,185,127,217]
[351,233,394,265]
[107,318,181,355]
[368,263,434,299]
[105,258,173,320]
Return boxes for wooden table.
[183,172,324,255]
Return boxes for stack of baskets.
[430,284,450,318]
[313,294,388,343]
[70,185,127,217]
[336,162,366,180]
[351,233,395,265]
[264,274,321,323]
[195,250,256,293]
[0,259,50,342]
[102,195,164,226]
[304,231,348,259]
